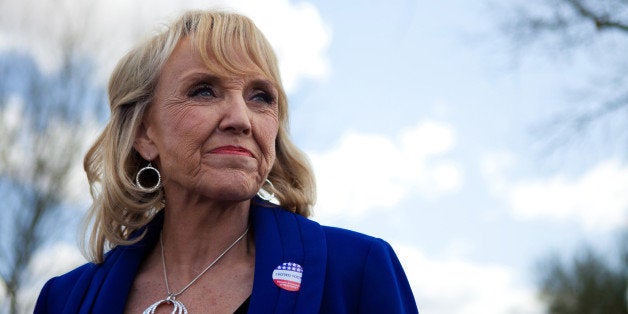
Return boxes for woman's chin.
[211,191,257,203]
[201,182,258,203]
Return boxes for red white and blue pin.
[272,262,303,292]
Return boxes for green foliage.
[537,236,628,314]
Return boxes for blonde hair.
[83,10,316,263]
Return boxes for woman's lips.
[209,145,254,157]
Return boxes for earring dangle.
[136,162,161,193]
[257,179,277,203]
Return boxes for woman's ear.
[133,121,158,161]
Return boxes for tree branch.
[565,0,628,32]
[571,94,628,131]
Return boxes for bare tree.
[491,1,628,312]
[0,1,105,312]
[492,0,628,156]
[0,52,105,314]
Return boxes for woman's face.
[135,37,279,202]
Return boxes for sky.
[1,0,627,313]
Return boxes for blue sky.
[1,0,626,312]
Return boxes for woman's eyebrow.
[249,78,276,90]
[177,70,276,91]
[178,71,221,84]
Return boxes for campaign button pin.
[272,262,303,292]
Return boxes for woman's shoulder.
[321,224,388,252]
[47,261,98,288]
[319,224,401,268]
[35,262,97,312]
[315,225,419,313]
[321,224,379,242]
[265,205,395,257]
[35,241,148,313]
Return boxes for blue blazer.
[35,201,418,313]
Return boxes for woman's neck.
[159,195,253,283]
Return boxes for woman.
[35,10,418,314]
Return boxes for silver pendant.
[143,294,188,314]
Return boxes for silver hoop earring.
[136,162,161,193]
[257,179,276,203]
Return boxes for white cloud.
[0,0,330,92]
[394,243,542,314]
[229,0,331,91]
[482,153,628,231]
[509,159,628,231]
[309,120,462,220]
[27,243,86,281]
[0,97,25,176]
[480,151,517,194]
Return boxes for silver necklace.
[143,226,250,314]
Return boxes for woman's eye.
[189,85,216,98]
[251,91,276,104]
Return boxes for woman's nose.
[218,94,252,135]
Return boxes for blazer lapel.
[249,202,327,314]
[76,214,163,314]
